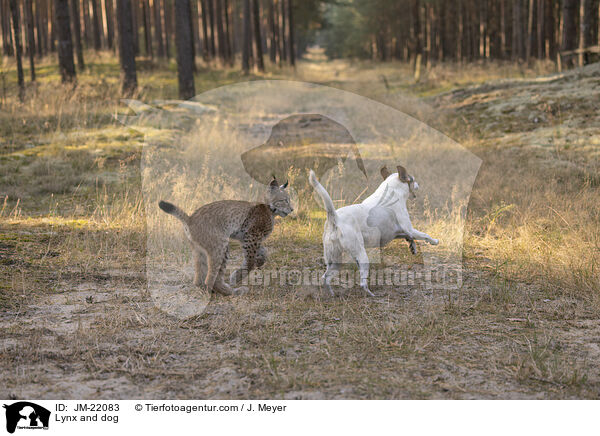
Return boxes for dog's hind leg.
[349,246,373,297]
[322,243,342,296]
[322,262,339,296]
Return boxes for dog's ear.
[397,165,410,183]
[380,166,390,180]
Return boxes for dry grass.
[1,50,599,399]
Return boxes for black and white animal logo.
[3,402,50,434]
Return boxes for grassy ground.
[1,50,599,399]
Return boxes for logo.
[3,402,50,434]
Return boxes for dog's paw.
[409,240,417,255]
[430,239,439,245]
[361,286,375,297]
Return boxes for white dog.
[309,165,439,296]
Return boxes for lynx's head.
[267,177,293,217]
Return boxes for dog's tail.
[309,170,338,223]
[158,200,190,224]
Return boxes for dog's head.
[267,177,293,217]
[380,165,418,198]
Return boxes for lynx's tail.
[158,200,190,224]
[308,170,337,224]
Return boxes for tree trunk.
[280,0,286,61]
[1,0,14,56]
[499,0,507,58]
[512,0,523,60]
[153,0,165,56]
[83,0,92,47]
[456,0,462,61]
[131,0,139,54]
[163,0,171,57]
[105,0,114,49]
[71,0,85,69]
[545,0,556,59]
[55,0,77,82]
[273,0,281,63]
[526,0,534,61]
[44,0,51,53]
[116,0,137,95]
[481,0,488,59]
[252,0,264,70]
[429,2,438,62]
[561,0,580,68]
[49,0,56,51]
[592,0,600,47]
[223,0,232,62]
[8,0,24,99]
[413,0,422,55]
[267,0,276,62]
[441,0,455,60]
[537,0,544,58]
[287,0,294,65]
[25,0,36,81]
[174,0,195,98]
[582,0,600,64]
[190,0,200,57]
[187,0,197,65]
[35,0,44,56]
[242,0,250,73]
[142,0,153,56]
[90,0,102,49]
[207,0,216,58]
[200,0,210,60]
[215,0,226,61]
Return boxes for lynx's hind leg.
[192,247,208,287]
[205,242,235,296]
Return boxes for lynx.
[159,178,292,296]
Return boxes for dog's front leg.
[395,233,417,255]
[406,228,439,245]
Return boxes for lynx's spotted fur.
[159,178,292,295]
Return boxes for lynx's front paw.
[233,286,249,296]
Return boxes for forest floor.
[1,50,599,399]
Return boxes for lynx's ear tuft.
[397,165,410,183]
[380,166,391,180]
[280,180,288,189]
